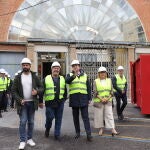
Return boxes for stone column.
[26,43,37,72]
[68,44,77,72]
[127,47,135,99]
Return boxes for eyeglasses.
[72,64,79,67]
[99,71,106,73]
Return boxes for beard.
[23,68,30,72]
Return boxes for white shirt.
[21,72,33,101]
[100,79,107,86]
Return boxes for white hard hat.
[98,66,107,72]
[8,74,11,78]
[17,70,22,74]
[4,71,8,76]
[0,68,6,74]
[15,73,18,76]
[117,66,124,70]
[21,58,31,64]
[51,61,61,68]
[71,60,80,66]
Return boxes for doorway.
[42,62,52,78]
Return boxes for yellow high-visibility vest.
[69,73,88,95]
[44,75,65,101]
[0,77,7,91]
[115,74,126,91]
[94,78,112,102]
[7,78,10,87]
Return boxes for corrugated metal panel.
[0,52,25,78]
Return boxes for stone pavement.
[0,101,150,150]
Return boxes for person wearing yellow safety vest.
[0,68,7,118]
[66,60,92,142]
[3,71,10,112]
[42,61,67,141]
[112,66,127,120]
[7,74,14,108]
[93,66,119,136]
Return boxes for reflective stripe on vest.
[69,73,88,94]
[7,78,10,87]
[0,77,7,91]
[94,78,112,102]
[44,75,65,101]
[115,74,126,91]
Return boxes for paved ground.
[0,101,150,150]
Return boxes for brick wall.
[0,43,26,52]
[0,0,24,41]
[0,0,150,41]
[127,0,150,41]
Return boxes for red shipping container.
[130,54,150,114]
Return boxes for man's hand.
[32,88,37,96]
[122,90,125,94]
[39,103,44,109]
[21,99,25,105]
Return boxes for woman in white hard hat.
[93,66,119,136]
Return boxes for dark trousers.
[114,93,127,116]
[0,91,6,111]
[10,94,15,108]
[45,102,64,136]
[72,106,91,135]
[3,92,8,111]
[0,92,3,113]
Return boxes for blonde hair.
[97,72,107,79]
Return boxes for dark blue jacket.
[66,69,92,107]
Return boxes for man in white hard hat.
[42,61,67,141]
[112,66,127,120]
[7,74,15,109]
[12,57,43,150]
[3,71,11,112]
[66,59,92,142]
[0,68,7,118]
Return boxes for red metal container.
[130,54,150,114]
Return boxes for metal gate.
[75,46,128,94]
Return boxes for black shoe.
[0,113,2,118]
[112,132,120,137]
[4,110,8,112]
[74,133,80,139]
[87,135,93,142]
[45,129,50,138]
[118,114,124,120]
[55,135,61,141]
[120,114,124,120]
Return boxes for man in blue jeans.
[12,58,43,150]
[42,61,67,141]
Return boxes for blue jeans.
[45,102,64,136]
[19,101,35,142]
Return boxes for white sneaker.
[27,139,36,146]
[19,142,26,149]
